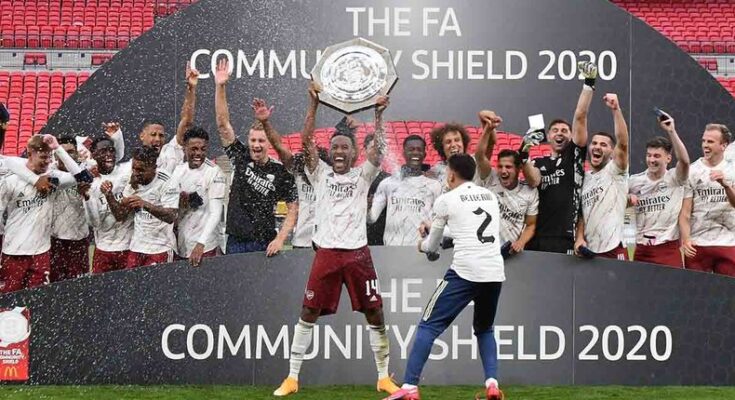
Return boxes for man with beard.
[106,146,178,268]
[273,82,400,397]
[0,135,78,293]
[574,93,629,260]
[49,135,91,281]
[524,62,597,254]
[475,111,539,254]
[169,127,226,267]
[81,136,133,274]
[679,124,735,276]
[368,135,442,246]
[628,112,689,267]
[214,59,298,255]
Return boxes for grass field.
[1,386,734,400]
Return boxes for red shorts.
[685,246,735,277]
[634,240,683,268]
[303,246,383,316]
[0,251,51,293]
[597,244,629,261]
[50,237,90,282]
[126,250,174,269]
[92,248,130,274]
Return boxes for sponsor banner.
[0,249,733,386]
[0,307,30,381]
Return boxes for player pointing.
[385,153,506,400]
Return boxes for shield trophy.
[311,37,398,114]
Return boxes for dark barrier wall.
[1,249,733,385]
[41,0,735,172]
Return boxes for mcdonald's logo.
[3,366,18,379]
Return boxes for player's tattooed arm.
[176,62,199,147]
[475,110,501,180]
[253,98,293,169]
[125,195,177,224]
[604,93,629,171]
[678,197,696,257]
[214,58,237,148]
[302,81,320,173]
[103,181,132,222]
[267,201,298,257]
[512,214,537,253]
[658,112,690,183]
[367,96,390,167]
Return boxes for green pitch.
[1,386,734,400]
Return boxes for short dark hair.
[142,119,165,130]
[497,149,522,168]
[548,119,571,131]
[591,131,616,146]
[447,154,476,182]
[332,132,357,148]
[402,134,426,149]
[57,134,76,146]
[184,126,209,143]
[431,123,470,161]
[645,136,672,153]
[705,123,732,144]
[90,136,115,152]
[132,146,159,167]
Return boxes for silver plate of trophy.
[311,37,398,114]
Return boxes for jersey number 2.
[473,207,496,244]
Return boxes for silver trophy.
[311,37,398,114]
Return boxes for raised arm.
[659,113,690,182]
[176,63,200,147]
[102,122,126,162]
[214,58,236,147]
[475,110,501,180]
[302,81,321,173]
[253,98,293,169]
[604,93,628,171]
[366,96,390,167]
[573,61,596,147]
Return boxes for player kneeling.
[385,154,506,400]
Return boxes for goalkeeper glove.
[578,61,598,90]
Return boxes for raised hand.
[658,112,675,133]
[308,80,321,103]
[42,134,59,150]
[102,122,120,136]
[251,98,274,122]
[214,58,231,86]
[578,61,598,79]
[375,95,390,113]
[603,93,619,110]
[186,62,200,88]
[478,110,502,131]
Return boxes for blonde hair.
[26,135,51,153]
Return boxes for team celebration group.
[0,60,733,398]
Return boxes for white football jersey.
[292,174,318,247]
[0,170,76,255]
[0,157,10,236]
[307,159,379,249]
[684,158,735,246]
[428,162,448,190]
[629,169,686,245]
[421,182,504,282]
[369,174,442,246]
[84,162,133,252]
[123,170,179,254]
[725,142,734,163]
[170,160,226,257]
[581,161,628,253]
[478,171,539,243]
[158,137,184,175]
[52,185,89,241]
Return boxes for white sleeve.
[161,179,180,209]
[305,159,327,185]
[527,188,539,216]
[110,129,125,162]
[368,180,388,224]
[54,146,82,175]
[360,159,380,183]
[0,179,8,215]
[2,156,39,185]
[421,196,449,253]
[83,196,102,228]
[54,170,77,189]
[197,198,224,245]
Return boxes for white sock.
[485,377,499,388]
[288,319,314,380]
[402,383,418,390]
[368,324,390,379]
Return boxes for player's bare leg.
[365,307,400,395]
[273,306,320,397]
